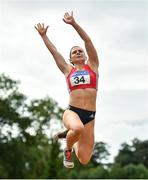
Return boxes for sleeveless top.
[66,64,98,93]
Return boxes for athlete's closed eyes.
[72,50,83,54]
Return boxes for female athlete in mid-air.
[35,11,99,168]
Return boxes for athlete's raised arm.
[63,11,99,69]
[35,23,70,74]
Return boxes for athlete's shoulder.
[65,64,75,77]
[86,61,98,74]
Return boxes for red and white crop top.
[66,64,98,93]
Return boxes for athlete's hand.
[63,11,76,25]
[35,23,49,36]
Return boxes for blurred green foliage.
[0,74,148,178]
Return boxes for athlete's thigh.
[63,109,84,130]
[75,120,95,154]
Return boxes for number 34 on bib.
[70,71,90,87]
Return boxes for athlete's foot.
[53,130,69,140]
[63,149,74,168]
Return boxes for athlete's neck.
[74,63,86,70]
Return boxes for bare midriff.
[69,88,97,111]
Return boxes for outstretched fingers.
[64,11,73,18]
[42,23,44,28]
[35,23,48,29]
[34,23,49,36]
[34,25,38,30]
[63,11,75,24]
[45,25,49,31]
[37,23,41,28]
[34,23,40,30]
[65,12,69,17]
[64,14,68,20]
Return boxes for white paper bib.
[70,70,90,87]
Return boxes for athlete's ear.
[69,59,74,65]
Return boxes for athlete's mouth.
[76,55,81,58]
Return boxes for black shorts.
[68,105,96,125]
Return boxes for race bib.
[70,70,90,87]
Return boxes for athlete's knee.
[77,146,94,165]
[79,156,91,165]
[72,125,84,137]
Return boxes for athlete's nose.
[76,51,80,55]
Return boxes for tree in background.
[0,74,63,178]
[114,138,148,168]
[109,138,148,178]
[0,73,148,179]
[91,141,110,166]
[0,74,112,179]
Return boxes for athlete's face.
[70,46,87,64]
